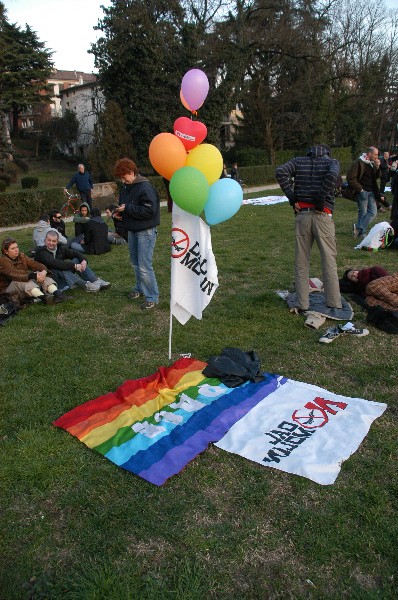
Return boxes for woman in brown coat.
[0,237,59,304]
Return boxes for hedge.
[230,146,353,168]
[0,188,68,227]
[0,159,354,228]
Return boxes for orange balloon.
[180,89,192,111]
[149,133,187,180]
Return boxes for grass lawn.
[1,190,397,599]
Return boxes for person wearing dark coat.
[114,158,160,309]
[64,164,94,208]
[73,202,91,238]
[104,205,128,244]
[49,210,67,239]
[35,230,110,292]
[82,208,111,255]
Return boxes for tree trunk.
[12,105,19,137]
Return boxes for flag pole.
[168,310,173,361]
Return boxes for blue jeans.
[356,191,377,234]
[128,228,159,302]
[51,259,98,289]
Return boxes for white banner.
[242,196,289,205]
[215,379,387,485]
[171,205,219,325]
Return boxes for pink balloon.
[181,69,209,111]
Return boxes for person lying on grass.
[339,266,389,298]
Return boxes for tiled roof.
[49,69,97,83]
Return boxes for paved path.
[0,184,280,233]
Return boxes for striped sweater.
[275,145,340,213]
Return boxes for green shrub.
[0,188,64,226]
[0,172,12,186]
[147,175,170,200]
[21,176,39,189]
[5,163,18,183]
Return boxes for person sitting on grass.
[33,214,68,248]
[73,202,91,238]
[35,231,111,293]
[49,209,68,240]
[70,202,90,251]
[0,237,68,305]
[104,204,128,245]
[70,208,111,255]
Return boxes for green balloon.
[169,166,209,215]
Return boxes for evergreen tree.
[90,0,246,162]
[42,110,79,162]
[91,0,185,164]
[88,101,135,180]
[0,1,54,135]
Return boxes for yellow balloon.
[185,144,223,186]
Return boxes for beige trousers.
[5,277,56,303]
[294,211,342,310]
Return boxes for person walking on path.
[114,158,160,310]
[276,144,342,312]
[64,164,94,209]
[347,147,383,238]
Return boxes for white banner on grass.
[215,379,387,485]
[242,196,289,206]
[171,205,219,325]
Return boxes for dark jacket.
[0,252,47,294]
[35,245,86,272]
[111,216,128,240]
[347,158,381,200]
[49,215,67,238]
[83,217,111,255]
[66,171,93,192]
[118,175,160,232]
[275,145,340,213]
[73,202,91,237]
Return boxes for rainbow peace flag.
[53,358,283,486]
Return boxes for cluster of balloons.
[148,68,242,225]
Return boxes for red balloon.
[173,117,207,151]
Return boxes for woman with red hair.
[114,158,160,309]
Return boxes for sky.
[3,0,398,74]
[3,0,112,73]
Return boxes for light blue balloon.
[204,178,243,225]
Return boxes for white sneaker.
[338,323,369,337]
[319,326,341,344]
[85,281,101,293]
[96,279,111,289]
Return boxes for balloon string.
[191,110,198,118]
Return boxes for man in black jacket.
[35,231,110,293]
[114,158,160,309]
[276,144,342,312]
[81,208,111,255]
